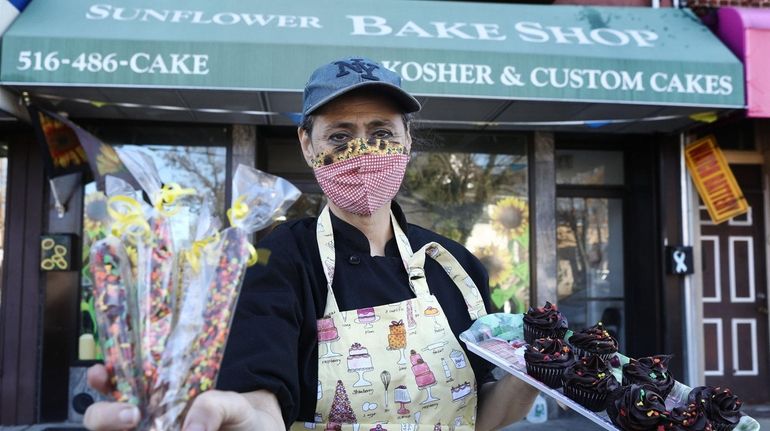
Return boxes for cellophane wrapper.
[88,147,301,430]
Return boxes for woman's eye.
[373,130,393,139]
[329,133,349,143]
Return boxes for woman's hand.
[475,373,540,431]
[83,364,285,431]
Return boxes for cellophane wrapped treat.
[89,146,301,430]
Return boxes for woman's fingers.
[182,391,258,431]
[86,364,113,395]
[83,401,140,431]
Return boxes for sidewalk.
[1,405,767,430]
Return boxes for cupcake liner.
[570,345,616,363]
[563,385,610,412]
[525,363,565,389]
[709,421,737,431]
[524,323,567,345]
[621,376,673,400]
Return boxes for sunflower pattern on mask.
[312,138,408,168]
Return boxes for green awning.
[0,0,745,132]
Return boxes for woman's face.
[298,91,411,164]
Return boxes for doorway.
[555,149,627,352]
[700,164,770,403]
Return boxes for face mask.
[311,138,409,216]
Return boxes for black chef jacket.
[217,202,494,426]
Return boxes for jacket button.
[349,255,361,265]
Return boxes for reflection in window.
[400,134,529,313]
[556,150,624,186]
[78,144,227,360]
[262,131,531,313]
[556,197,625,351]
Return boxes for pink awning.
[717,8,770,118]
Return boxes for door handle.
[759,306,769,315]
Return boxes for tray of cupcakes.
[459,304,760,431]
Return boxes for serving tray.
[459,313,760,431]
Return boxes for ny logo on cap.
[334,59,380,81]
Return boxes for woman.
[84,57,538,431]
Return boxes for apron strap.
[410,242,488,320]
[316,205,486,319]
[316,207,340,313]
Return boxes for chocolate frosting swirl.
[607,384,668,430]
[568,322,619,354]
[623,355,675,395]
[562,355,620,392]
[523,301,568,332]
[688,386,742,426]
[668,403,713,431]
[524,338,575,367]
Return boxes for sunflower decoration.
[83,191,109,241]
[471,242,512,286]
[490,197,529,239]
[95,145,125,176]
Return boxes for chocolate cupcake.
[667,403,714,431]
[623,355,676,399]
[523,301,568,344]
[524,337,575,389]
[562,355,620,412]
[568,322,618,361]
[607,384,668,430]
[688,386,742,431]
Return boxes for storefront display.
[0,0,762,426]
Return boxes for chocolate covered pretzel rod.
[182,227,249,399]
[90,236,144,405]
[140,217,177,396]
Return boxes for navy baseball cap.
[302,57,421,118]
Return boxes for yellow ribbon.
[227,195,259,267]
[227,195,249,226]
[154,183,196,216]
[246,243,259,266]
[184,231,221,273]
[106,195,150,240]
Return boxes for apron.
[291,206,487,431]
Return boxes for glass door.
[555,149,626,351]
[556,197,625,351]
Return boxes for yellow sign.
[40,234,72,271]
[685,136,748,224]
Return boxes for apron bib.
[291,207,486,431]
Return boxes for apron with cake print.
[290,206,487,431]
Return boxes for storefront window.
[78,126,228,360]
[556,150,624,186]
[264,130,531,313]
[400,133,530,313]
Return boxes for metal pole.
[680,134,702,386]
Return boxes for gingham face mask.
[312,138,409,216]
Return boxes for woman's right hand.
[82,364,141,430]
[83,364,285,431]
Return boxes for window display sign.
[665,245,694,275]
[685,136,748,224]
[40,234,74,271]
